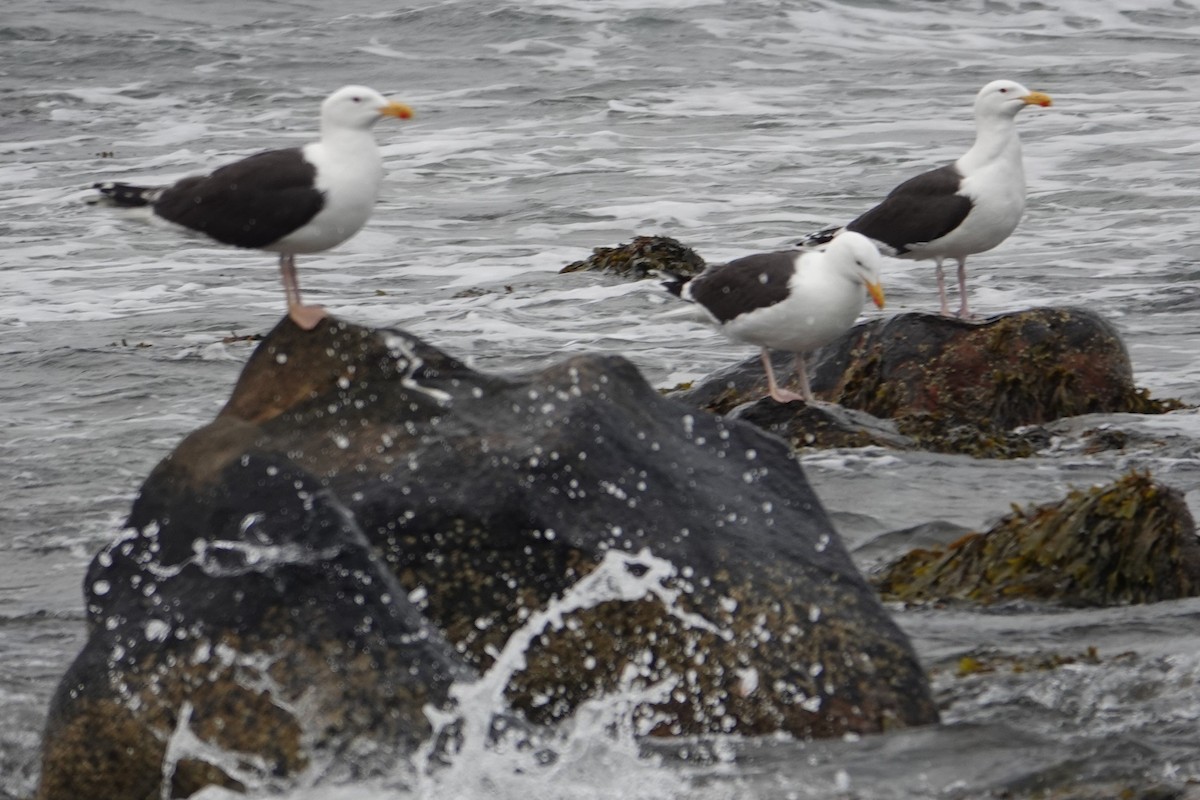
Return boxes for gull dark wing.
[846,164,971,254]
[687,252,797,323]
[152,148,325,249]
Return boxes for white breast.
[913,141,1027,260]
[268,134,384,255]
[722,261,866,354]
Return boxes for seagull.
[801,79,1051,318]
[665,231,886,404]
[94,85,413,330]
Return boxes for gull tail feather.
[661,271,693,299]
[795,225,843,250]
[93,181,163,208]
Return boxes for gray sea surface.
[2,0,1200,797]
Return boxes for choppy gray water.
[3,0,1200,797]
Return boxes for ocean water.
[3,0,1200,797]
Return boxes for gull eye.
[999,87,1009,93]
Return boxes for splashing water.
[7,0,1200,796]
[402,547,721,800]
[178,549,732,800]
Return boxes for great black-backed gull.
[94,85,413,330]
[665,231,886,404]
[801,79,1051,319]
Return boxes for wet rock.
[850,520,974,572]
[942,645,1107,679]
[999,781,1190,800]
[1039,412,1194,456]
[873,471,1200,606]
[729,398,915,450]
[559,235,706,278]
[37,452,464,800]
[40,316,938,796]
[827,308,1174,425]
[671,307,1182,457]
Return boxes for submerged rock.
[873,471,1200,606]
[672,307,1180,456]
[559,234,706,277]
[729,398,915,450]
[40,316,938,797]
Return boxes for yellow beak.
[1022,91,1052,108]
[866,281,886,309]
[380,100,414,120]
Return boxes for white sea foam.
[6,0,1200,796]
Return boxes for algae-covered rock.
[827,308,1172,426]
[560,235,705,277]
[671,308,1182,457]
[1022,782,1189,800]
[873,471,1200,606]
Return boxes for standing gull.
[801,79,1051,318]
[94,85,413,330]
[665,232,886,404]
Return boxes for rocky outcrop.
[39,316,938,798]
[560,235,705,277]
[38,451,464,800]
[672,307,1180,456]
[873,471,1200,606]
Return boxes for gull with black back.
[94,85,413,330]
[665,232,886,404]
[800,79,1052,318]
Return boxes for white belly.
[911,160,1026,260]
[721,277,866,354]
[267,138,384,255]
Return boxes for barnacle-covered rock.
[39,314,938,798]
[37,452,464,800]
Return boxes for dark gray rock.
[850,520,975,572]
[38,451,464,800]
[729,398,916,450]
[39,315,938,799]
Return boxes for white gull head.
[821,231,886,309]
[973,79,1053,122]
[320,84,413,133]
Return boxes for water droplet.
[144,619,170,642]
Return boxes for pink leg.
[935,258,952,317]
[955,257,973,319]
[761,349,809,404]
[793,353,815,402]
[278,254,326,330]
